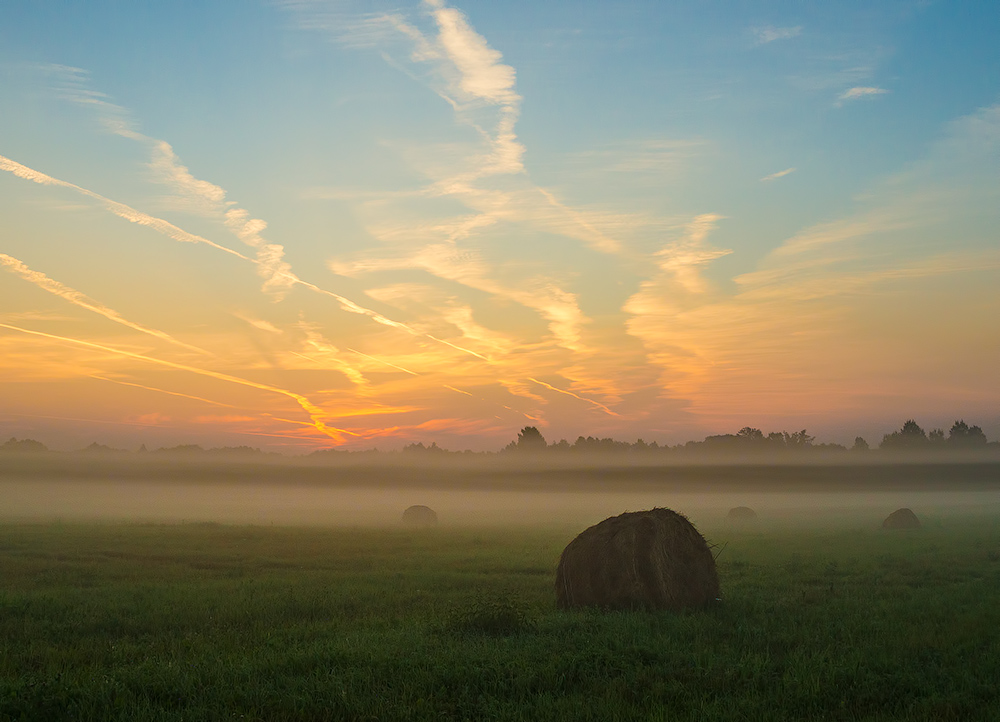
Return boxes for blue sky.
[1,1,998,451]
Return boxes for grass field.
[2,515,1000,721]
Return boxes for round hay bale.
[882,507,920,530]
[555,508,719,611]
[401,505,438,527]
[727,506,757,522]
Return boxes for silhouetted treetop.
[880,420,928,449]
[1,437,48,453]
[949,420,987,446]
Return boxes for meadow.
[2,510,1000,721]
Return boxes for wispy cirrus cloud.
[752,25,802,45]
[623,104,1000,423]
[0,153,493,365]
[282,0,639,361]
[837,86,889,105]
[30,63,144,139]
[760,167,796,182]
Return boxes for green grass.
[2,518,1000,721]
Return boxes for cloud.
[760,167,796,182]
[623,104,1000,423]
[652,213,731,294]
[295,322,369,387]
[838,86,889,104]
[0,322,356,443]
[149,140,229,213]
[0,253,209,355]
[1,153,495,364]
[30,65,299,301]
[91,375,237,408]
[282,0,629,352]
[233,313,284,335]
[330,243,590,352]
[30,63,144,139]
[425,0,518,106]
[752,25,802,45]
[0,154,249,260]
[527,377,620,417]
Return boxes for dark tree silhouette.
[783,430,815,448]
[504,426,546,452]
[736,427,765,442]
[949,420,988,447]
[1,437,48,452]
[880,420,928,450]
[852,436,870,452]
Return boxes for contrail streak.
[426,334,489,361]
[0,253,210,355]
[527,377,620,417]
[0,411,179,429]
[1,154,492,363]
[90,375,236,408]
[0,155,249,260]
[0,322,356,442]
[346,347,420,376]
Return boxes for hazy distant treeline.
[487,420,997,457]
[2,419,996,460]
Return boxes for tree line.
[494,419,996,456]
[1,418,995,457]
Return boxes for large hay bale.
[727,506,757,522]
[401,505,438,527]
[882,507,920,530]
[555,508,719,611]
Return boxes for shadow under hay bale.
[882,507,920,530]
[401,505,438,527]
[727,506,757,522]
[555,508,719,612]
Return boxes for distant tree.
[1,437,48,453]
[783,430,815,448]
[550,439,571,452]
[572,435,629,453]
[736,427,765,442]
[402,442,446,454]
[880,420,928,450]
[153,444,205,454]
[504,426,546,453]
[209,446,267,456]
[812,442,848,452]
[851,437,870,452]
[80,442,125,454]
[948,420,988,447]
[928,428,946,446]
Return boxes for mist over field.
[4,450,999,530]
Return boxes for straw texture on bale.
[882,507,920,530]
[555,508,719,611]
[401,505,438,527]
[727,506,757,522]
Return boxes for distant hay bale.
[882,507,920,530]
[401,505,438,527]
[727,506,757,522]
[555,508,719,611]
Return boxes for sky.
[1,0,998,452]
